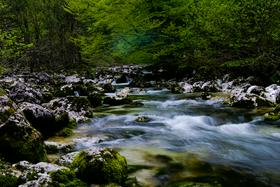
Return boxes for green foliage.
[1,0,280,78]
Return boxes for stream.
[65,89,280,186]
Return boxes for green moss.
[50,169,87,187]
[0,174,19,187]
[264,105,280,121]
[165,181,221,187]
[0,159,20,187]
[0,88,6,96]
[55,128,73,137]
[264,113,280,121]
[71,148,128,185]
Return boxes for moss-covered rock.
[135,116,151,123]
[103,97,132,106]
[88,92,103,107]
[22,103,75,138]
[0,87,6,96]
[50,169,87,187]
[264,104,280,121]
[0,113,47,163]
[0,96,16,124]
[71,148,128,185]
[0,159,20,187]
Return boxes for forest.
[1,0,280,81]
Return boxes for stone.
[71,148,127,185]
[0,113,47,163]
[135,116,151,123]
[8,82,43,104]
[44,141,75,154]
[21,103,56,137]
[0,96,16,124]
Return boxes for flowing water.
[72,89,280,186]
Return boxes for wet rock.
[104,88,132,106]
[0,96,16,124]
[230,93,273,108]
[44,141,75,154]
[71,148,128,185]
[201,92,212,100]
[104,97,132,106]
[8,82,43,104]
[45,96,92,123]
[246,85,264,95]
[103,83,116,93]
[230,93,255,108]
[201,81,220,92]
[88,92,103,107]
[0,113,47,163]
[180,82,193,93]
[57,152,79,167]
[65,75,81,84]
[263,84,280,104]
[14,161,84,187]
[135,116,151,123]
[264,105,280,121]
[0,159,21,187]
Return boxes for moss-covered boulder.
[21,103,75,138]
[0,96,16,124]
[0,159,20,187]
[103,97,132,106]
[14,161,83,186]
[0,113,47,163]
[88,92,103,107]
[50,169,87,187]
[264,105,280,121]
[71,148,128,185]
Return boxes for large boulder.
[230,93,273,108]
[8,82,43,104]
[262,84,280,104]
[0,96,16,124]
[0,113,47,163]
[21,103,56,137]
[21,103,73,138]
[71,148,128,185]
[45,96,92,123]
[264,105,280,121]
[0,159,21,187]
[104,88,132,106]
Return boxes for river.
[71,88,280,186]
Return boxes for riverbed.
[56,88,280,186]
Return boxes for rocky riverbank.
[0,65,279,186]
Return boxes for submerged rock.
[264,105,280,121]
[71,148,128,185]
[44,141,75,154]
[135,116,151,123]
[0,113,47,163]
